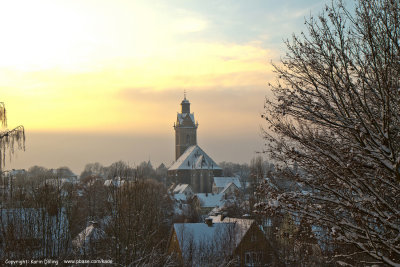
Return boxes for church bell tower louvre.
[174,92,198,160]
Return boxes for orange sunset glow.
[1,0,327,173]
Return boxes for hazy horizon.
[7,128,265,175]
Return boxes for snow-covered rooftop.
[72,222,106,250]
[169,145,222,171]
[104,177,125,187]
[208,216,255,247]
[173,217,255,259]
[174,222,236,258]
[195,193,225,208]
[173,184,190,194]
[220,182,239,194]
[213,177,241,189]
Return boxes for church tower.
[174,93,198,160]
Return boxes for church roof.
[169,145,222,171]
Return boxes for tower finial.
[184,90,187,100]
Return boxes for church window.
[186,134,190,144]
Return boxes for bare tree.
[258,0,399,265]
[105,177,174,266]
[0,103,24,171]
[80,162,105,180]
[174,222,238,266]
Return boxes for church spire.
[175,94,197,160]
[181,91,190,114]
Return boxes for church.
[167,95,222,193]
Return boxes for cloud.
[1,39,275,134]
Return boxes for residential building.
[167,215,273,266]
[172,183,194,198]
[212,176,242,194]
[72,221,107,256]
[0,208,69,258]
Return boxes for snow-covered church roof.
[169,145,222,171]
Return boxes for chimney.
[205,218,213,227]
[221,212,227,221]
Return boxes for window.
[244,251,263,266]
[251,232,257,242]
[245,252,251,266]
[262,217,272,227]
[186,134,190,144]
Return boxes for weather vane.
[184,89,187,100]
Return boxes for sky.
[1,0,328,174]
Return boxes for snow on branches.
[259,0,400,265]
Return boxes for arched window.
[186,134,190,144]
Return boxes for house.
[192,185,241,215]
[0,208,69,258]
[167,215,273,266]
[192,193,226,214]
[172,183,194,199]
[169,184,203,222]
[220,182,240,196]
[104,177,125,188]
[169,184,192,204]
[212,177,242,194]
[192,188,242,215]
[169,184,198,221]
[72,221,107,256]
[173,201,192,218]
